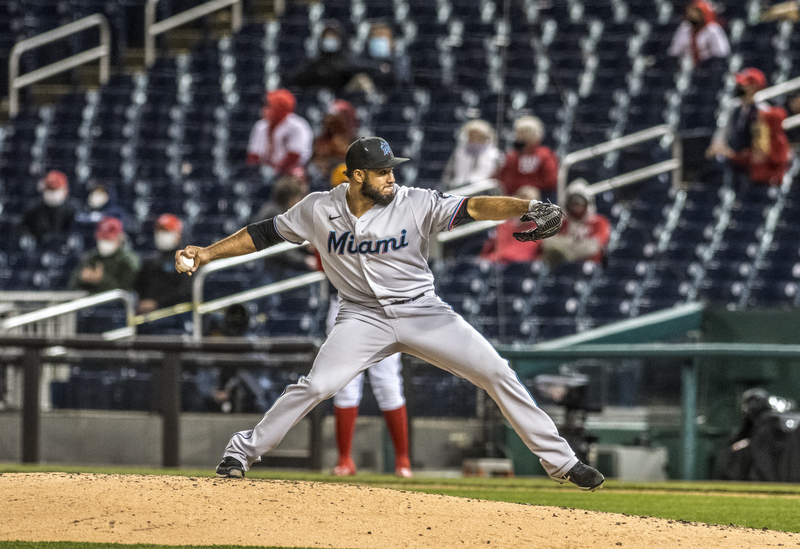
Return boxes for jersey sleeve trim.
[246,218,286,251]
[272,220,305,245]
[448,197,473,230]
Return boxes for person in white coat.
[441,119,502,190]
[668,1,730,67]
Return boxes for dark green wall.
[502,308,800,480]
[695,308,800,478]
[702,307,800,344]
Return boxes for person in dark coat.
[133,213,192,315]
[20,170,77,246]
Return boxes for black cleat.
[549,462,604,491]
[216,456,245,478]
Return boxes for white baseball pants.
[223,295,578,477]
[332,353,405,410]
[327,294,406,411]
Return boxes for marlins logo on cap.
[345,137,409,175]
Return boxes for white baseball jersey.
[247,114,314,168]
[274,183,467,307]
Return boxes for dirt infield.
[1,473,798,548]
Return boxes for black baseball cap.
[344,137,409,175]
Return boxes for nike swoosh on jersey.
[329,214,342,220]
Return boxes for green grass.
[3,463,800,549]
[410,487,800,532]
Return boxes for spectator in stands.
[442,119,503,190]
[496,116,559,202]
[706,68,791,187]
[133,214,192,316]
[288,21,361,95]
[308,100,359,191]
[20,170,77,246]
[246,89,313,179]
[252,176,316,281]
[207,304,278,414]
[75,180,130,227]
[480,187,543,265]
[668,1,730,68]
[329,162,349,188]
[355,21,412,92]
[68,216,140,293]
[252,175,308,222]
[537,179,611,270]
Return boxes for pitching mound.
[1,473,796,548]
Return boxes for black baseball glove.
[513,201,566,242]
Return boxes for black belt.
[390,292,428,306]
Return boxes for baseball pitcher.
[176,137,603,491]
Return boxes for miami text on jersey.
[327,230,410,255]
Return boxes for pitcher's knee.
[304,377,341,402]
[474,361,517,387]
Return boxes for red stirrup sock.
[334,405,359,475]
[383,404,411,472]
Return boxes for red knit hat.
[95,216,124,240]
[155,213,183,233]
[690,0,716,25]
[42,170,68,190]
[736,68,767,90]
[265,89,296,126]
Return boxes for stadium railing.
[4,326,800,477]
[145,0,243,66]
[0,289,134,336]
[0,334,320,467]
[8,14,111,117]
[556,124,682,206]
[190,245,327,340]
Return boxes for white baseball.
[178,255,194,273]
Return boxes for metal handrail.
[754,75,800,103]
[437,220,502,243]
[445,178,501,197]
[556,124,681,205]
[586,159,682,196]
[0,290,135,334]
[191,241,319,339]
[198,271,327,315]
[8,14,111,117]
[785,113,800,130]
[145,0,242,66]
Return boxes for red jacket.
[497,146,559,196]
[730,105,790,186]
[480,218,542,265]
[557,214,612,264]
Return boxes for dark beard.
[360,174,395,206]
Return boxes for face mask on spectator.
[43,189,68,207]
[513,140,527,152]
[87,189,109,210]
[321,36,340,53]
[369,37,391,58]
[97,239,119,257]
[465,142,488,156]
[734,85,746,97]
[154,230,180,251]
